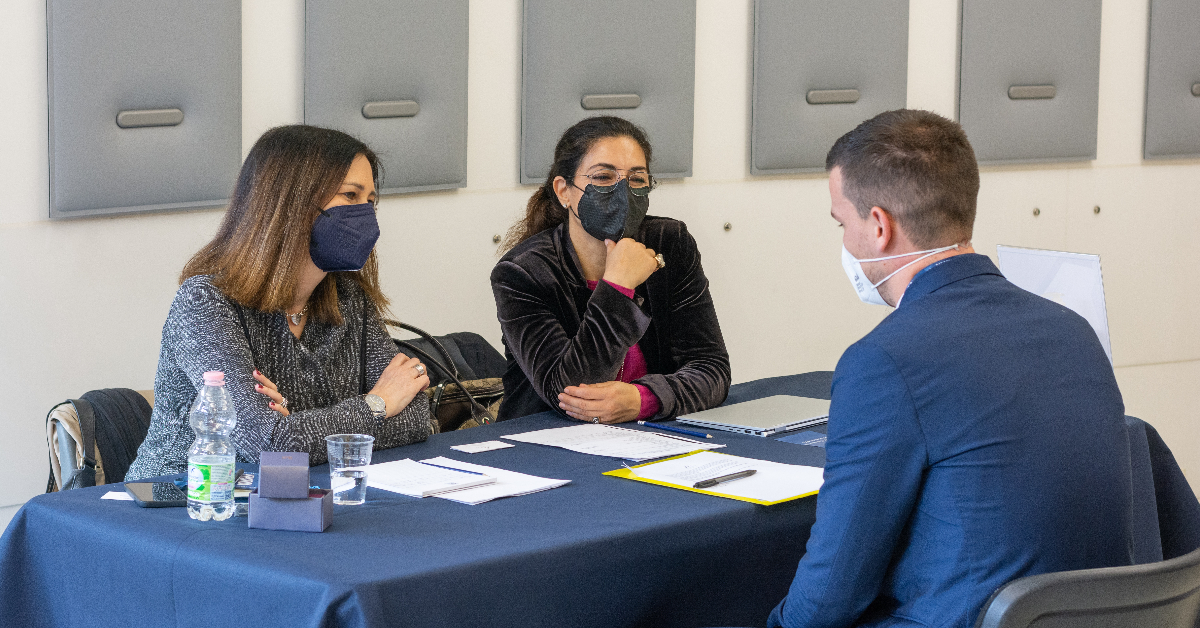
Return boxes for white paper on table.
[630,451,823,503]
[502,424,724,461]
[418,456,570,505]
[450,440,515,454]
[102,491,134,501]
[366,458,496,497]
[997,245,1112,363]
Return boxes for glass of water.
[324,434,374,505]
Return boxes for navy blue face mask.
[575,179,650,242]
[309,202,380,272]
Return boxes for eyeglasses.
[573,168,657,193]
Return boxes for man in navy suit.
[767,110,1134,628]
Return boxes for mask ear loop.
[867,244,960,289]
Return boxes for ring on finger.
[655,253,666,269]
[278,396,288,410]
[592,417,600,424]
[413,363,426,376]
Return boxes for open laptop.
[677,395,831,437]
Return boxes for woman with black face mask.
[491,116,731,423]
[127,125,433,480]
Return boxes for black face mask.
[309,202,380,272]
[575,179,649,242]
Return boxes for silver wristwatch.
[363,394,387,420]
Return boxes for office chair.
[975,544,1200,628]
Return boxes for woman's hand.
[558,381,642,424]
[369,354,431,417]
[254,370,290,417]
[601,238,659,290]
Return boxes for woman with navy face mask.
[491,116,731,423]
[127,125,433,480]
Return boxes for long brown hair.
[182,124,389,325]
[500,116,653,252]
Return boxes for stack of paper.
[415,457,570,505]
[607,451,823,506]
[366,459,496,497]
[502,424,724,461]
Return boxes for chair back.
[975,545,1200,628]
[46,388,154,491]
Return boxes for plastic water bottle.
[187,370,238,521]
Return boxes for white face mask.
[841,243,959,306]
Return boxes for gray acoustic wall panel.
[305,0,468,195]
[958,0,1102,164]
[1144,0,1200,159]
[752,0,909,174]
[47,0,241,219]
[522,0,696,184]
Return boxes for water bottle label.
[188,463,234,502]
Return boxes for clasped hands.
[558,381,642,424]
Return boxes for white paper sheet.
[450,440,515,454]
[630,451,823,503]
[502,424,724,461]
[366,458,496,497]
[418,456,570,505]
[102,491,134,501]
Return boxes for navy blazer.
[769,254,1134,628]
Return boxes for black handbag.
[385,320,503,432]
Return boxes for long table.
[0,373,834,628]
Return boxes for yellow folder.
[603,451,820,506]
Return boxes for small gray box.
[1144,0,1200,159]
[521,0,696,184]
[752,0,909,174]
[958,0,1102,164]
[47,0,241,219]
[248,489,333,533]
[305,0,468,194]
[258,451,311,499]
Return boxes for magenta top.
[586,280,662,420]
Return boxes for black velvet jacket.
[490,217,731,421]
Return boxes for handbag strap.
[234,303,256,363]
[388,322,494,425]
[65,397,98,489]
[360,293,368,395]
[385,319,458,380]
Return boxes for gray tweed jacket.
[126,274,433,480]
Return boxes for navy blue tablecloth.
[0,375,833,628]
[4,372,1193,628]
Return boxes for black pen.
[693,469,756,489]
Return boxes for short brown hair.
[826,109,979,247]
[182,125,389,325]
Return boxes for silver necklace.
[288,306,308,326]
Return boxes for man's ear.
[869,206,894,253]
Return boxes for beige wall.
[0,0,1196,510]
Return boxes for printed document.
[418,456,570,505]
[625,451,823,504]
[503,424,724,461]
[366,458,496,497]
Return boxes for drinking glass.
[324,434,374,505]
